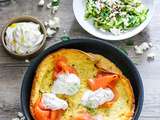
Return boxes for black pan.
[21,38,144,120]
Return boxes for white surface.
[73,0,154,40]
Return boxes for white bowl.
[73,0,154,41]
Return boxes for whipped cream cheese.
[52,73,80,95]
[81,88,114,108]
[94,114,104,120]
[42,93,68,110]
[5,22,44,55]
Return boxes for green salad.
[85,0,149,35]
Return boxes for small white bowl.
[73,0,154,41]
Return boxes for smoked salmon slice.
[88,71,120,108]
[50,110,63,120]
[33,97,63,120]
[33,98,50,120]
[74,112,95,120]
[53,56,76,79]
[88,71,120,91]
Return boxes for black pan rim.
[21,38,144,120]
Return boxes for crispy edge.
[30,53,54,118]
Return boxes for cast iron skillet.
[21,38,144,120]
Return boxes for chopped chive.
[51,0,60,6]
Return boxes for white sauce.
[52,73,80,95]
[5,22,44,55]
[81,88,114,109]
[42,93,68,110]
[40,73,80,111]
[94,115,104,120]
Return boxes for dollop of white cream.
[94,114,104,120]
[81,88,114,109]
[52,73,80,95]
[42,93,68,110]
[5,22,44,55]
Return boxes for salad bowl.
[73,0,154,40]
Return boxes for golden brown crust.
[30,53,54,117]
[30,49,135,120]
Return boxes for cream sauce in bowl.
[5,22,44,55]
